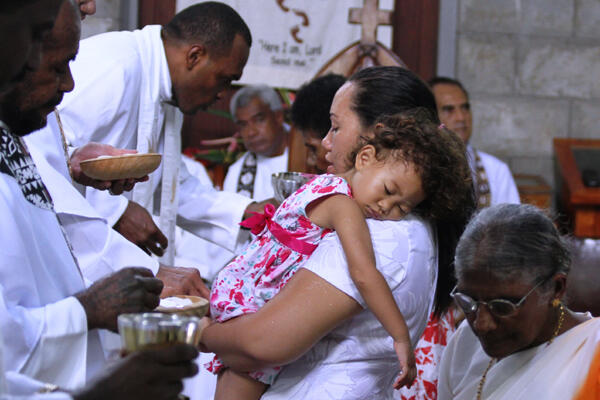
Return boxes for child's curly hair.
[348,108,473,222]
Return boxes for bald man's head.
[1,0,80,136]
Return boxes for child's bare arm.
[307,195,410,344]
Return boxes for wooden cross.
[349,0,393,45]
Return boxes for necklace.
[476,358,495,400]
[476,303,566,399]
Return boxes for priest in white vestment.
[38,3,255,265]
[175,84,289,281]
[430,77,520,208]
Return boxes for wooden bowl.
[156,295,209,318]
[79,153,162,180]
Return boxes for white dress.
[175,150,289,282]
[262,216,437,399]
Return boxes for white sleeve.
[0,291,88,388]
[496,164,520,204]
[176,158,252,252]
[58,213,159,283]
[302,219,410,308]
[4,372,72,399]
[80,190,129,228]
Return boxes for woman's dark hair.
[349,66,439,127]
[291,74,346,139]
[348,67,475,316]
[455,204,571,288]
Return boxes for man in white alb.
[0,0,170,391]
[37,2,262,266]
[430,76,520,208]
[175,84,289,280]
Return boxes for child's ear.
[355,145,377,170]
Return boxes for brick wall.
[450,0,600,188]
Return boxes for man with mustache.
[430,76,520,208]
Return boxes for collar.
[142,25,173,104]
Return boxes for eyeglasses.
[450,280,546,318]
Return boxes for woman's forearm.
[200,269,362,371]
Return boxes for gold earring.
[552,298,561,308]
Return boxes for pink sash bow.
[240,204,318,255]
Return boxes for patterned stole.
[0,127,53,210]
[474,151,491,209]
[236,152,257,198]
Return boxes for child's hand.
[393,340,416,390]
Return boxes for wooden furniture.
[514,173,552,209]
[554,138,600,238]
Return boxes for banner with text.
[176,0,392,89]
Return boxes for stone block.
[520,0,573,36]
[459,0,518,33]
[519,42,600,99]
[571,100,600,139]
[575,0,600,38]
[94,0,122,20]
[457,34,516,95]
[469,96,569,159]
[81,17,120,40]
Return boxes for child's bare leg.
[215,368,267,400]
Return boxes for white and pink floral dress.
[207,174,352,384]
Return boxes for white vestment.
[0,124,104,390]
[175,150,289,282]
[467,145,520,205]
[438,316,600,400]
[25,114,159,283]
[261,216,437,400]
[42,25,251,254]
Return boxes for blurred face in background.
[0,0,63,95]
[432,83,473,144]
[235,96,287,157]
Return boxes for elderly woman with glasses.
[438,204,600,400]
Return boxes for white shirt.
[175,150,288,281]
[468,146,520,205]
[0,128,104,390]
[262,216,437,400]
[45,25,251,252]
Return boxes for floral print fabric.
[396,309,459,400]
[207,174,352,384]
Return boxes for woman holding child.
[198,66,475,399]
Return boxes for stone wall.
[81,0,137,39]
[451,0,600,189]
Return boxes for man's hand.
[157,265,211,299]
[75,267,163,332]
[243,198,280,220]
[114,201,168,256]
[72,344,199,400]
[70,142,149,194]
